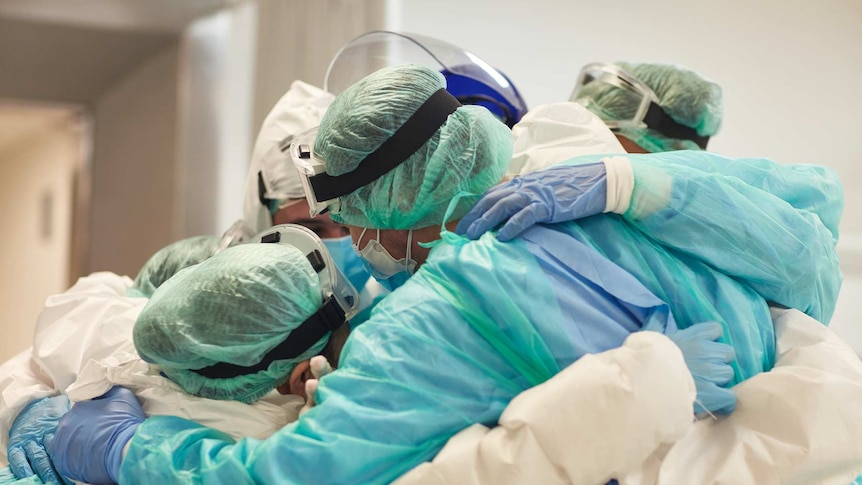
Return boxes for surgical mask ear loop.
[359,227,412,271]
[405,229,413,272]
[356,227,369,251]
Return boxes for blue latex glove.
[456,162,608,241]
[7,395,70,484]
[49,387,145,485]
[667,322,737,415]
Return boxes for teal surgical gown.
[119,153,841,484]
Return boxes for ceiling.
[0,101,80,153]
[0,0,237,33]
[0,0,244,104]
[0,16,178,104]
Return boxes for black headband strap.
[642,102,710,149]
[308,88,462,201]
[191,296,345,380]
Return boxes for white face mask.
[353,228,417,292]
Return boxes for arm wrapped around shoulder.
[395,331,695,485]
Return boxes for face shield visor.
[324,31,527,127]
[570,63,709,149]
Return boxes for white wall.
[399,0,862,347]
[0,113,82,361]
[252,0,388,131]
[88,45,181,278]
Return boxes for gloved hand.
[7,395,70,484]
[667,322,737,415]
[456,162,608,241]
[299,356,334,417]
[49,387,145,485]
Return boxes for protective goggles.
[216,219,256,253]
[192,224,359,380]
[324,30,526,127]
[290,88,462,217]
[570,63,709,149]
[256,134,302,210]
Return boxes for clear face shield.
[252,223,360,321]
[569,63,660,131]
[324,30,526,126]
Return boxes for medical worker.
[243,33,530,319]
[0,236,220,483]
[49,64,839,484]
[131,225,361,406]
[237,80,388,325]
[571,62,722,153]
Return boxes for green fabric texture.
[127,236,221,298]
[581,62,723,152]
[133,243,326,403]
[315,64,513,230]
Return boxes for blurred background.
[0,0,859,361]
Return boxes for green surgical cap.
[127,235,221,298]
[583,62,723,152]
[316,64,513,230]
[133,243,326,404]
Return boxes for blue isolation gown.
[119,152,841,484]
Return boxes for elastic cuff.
[602,156,634,214]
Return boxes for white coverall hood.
[242,81,335,235]
[508,101,625,177]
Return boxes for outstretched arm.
[458,153,842,322]
[615,154,840,323]
[394,331,695,485]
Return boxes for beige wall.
[87,44,181,278]
[0,113,82,361]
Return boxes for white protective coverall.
[507,101,625,177]
[241,80,334,236]
[0,272,303,467]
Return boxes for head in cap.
[127,235,221,298]
[575,62,723,153]
[316,64,513,230]
[134,243,342,403]
[308,64,512,291]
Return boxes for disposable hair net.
[316,64,513,230]
[133,243,326,404]
[582,62,723,152]
[127,235,221,298]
